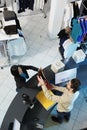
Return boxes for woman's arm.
[20,65,39,71]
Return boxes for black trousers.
[19,0,26,11]
[14,77,27,92]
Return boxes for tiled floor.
[0,3,87,130]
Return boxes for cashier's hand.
[37,75,45,87]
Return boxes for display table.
[0,29,19,67]
[0,10,27,67]
[0,11,19,67]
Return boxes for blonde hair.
[65,26,71,34]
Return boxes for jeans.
[51,105,71,123]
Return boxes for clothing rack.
[68,0,80,3]
[78,15,87,19]
[81,1,87,10]
[13,0,48,17]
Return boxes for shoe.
[51,116,62,123]
[18,10,22,13]
[18,10,23,13]
[64,113,71,122]
[22,9,25,12]
[16,87,22,92]
[29,103,34,109]
[44,15,47,18]
[64,116,70,122]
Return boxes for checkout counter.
[1,57,87,130]
[1,65,55,130]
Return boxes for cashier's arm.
[37,76,62,102]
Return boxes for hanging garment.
[73,2,80,18]
[63,1,81,28]
[84,18,87,33]
[0,41,6,58]
[28,0,34,10]
[64,42,78,59]
[43,0,51,17]
[34,0,44,10]
[63,39,72,51]
[80,18,86,35]
[17,0,35,12]
[18,0,26,13]
[7,37,27,56]
[0,41,9,67]
[70,18,82,43]
[57,29,70,46]
[78,18,87,42]
[63,3,73,28]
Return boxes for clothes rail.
[81,1,87,11]
[78,15,87,19]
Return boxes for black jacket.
[16,65,38,79]
[12,65,38,89]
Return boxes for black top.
[1,65,55,130]
[73,2,80,18]
[10,65,39,89]
[16,65,38,78]
[57,29,70,39]
[57,29,70,45]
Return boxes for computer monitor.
[55,68,77,84]
[13,118,20,130]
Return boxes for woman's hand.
[18,67,23,74]
[37,75,45,86]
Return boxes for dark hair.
[10,65,19,76]
[71,78,81,93]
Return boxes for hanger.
[81,1,87,10]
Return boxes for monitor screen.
[55,68,77,84]
[13,118,20,130]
